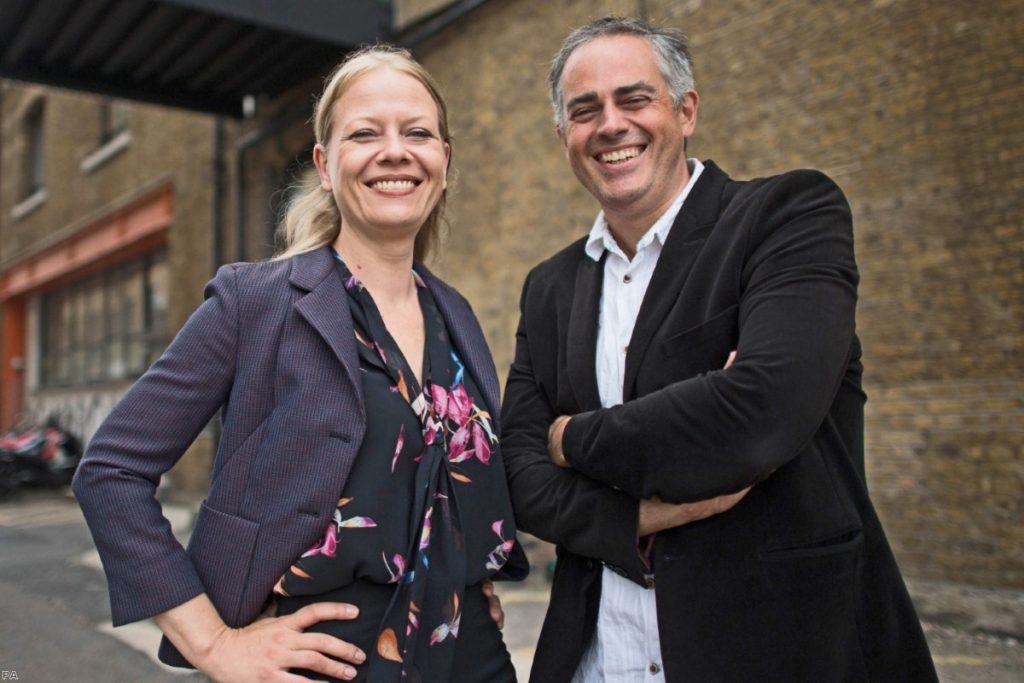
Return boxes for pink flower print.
[429,592,462,646]
[431,384,449,420]
[485,520,515,571]
[302,523,338,558]
[472,422,491,464]
[391,424,405,473]
[448,425,474,463]
[383,552,408,584]
[447,385,472,425]
[407,600,421,638]
[419,506,433,552]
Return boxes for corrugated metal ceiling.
[0,0,391,116]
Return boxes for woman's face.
[314,67,449,246]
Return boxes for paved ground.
[1,489,1021,682]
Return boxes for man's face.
[557,35,697,222]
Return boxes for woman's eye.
[407,129,435,139]
[347,130,376,140]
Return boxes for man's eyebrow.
[565,91,599,112]
[614,82,657,97]
[565,82,658,112]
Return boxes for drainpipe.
[212,116,225,272]
[233,102,310,263]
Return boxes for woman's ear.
[313,143,332,192]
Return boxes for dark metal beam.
[0,61,244,117]
[155,0,389,46]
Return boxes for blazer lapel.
[623,161,728,400]
[417,265,502,425]
[567,252,605,412]
[290,247,363,401]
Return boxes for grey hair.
[548,16,695,128]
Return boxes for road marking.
[932,655,990,666]
[495,588,552,604]
[0,501,84,528]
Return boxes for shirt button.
[649,662,661,674]
[623,274,633,283]
[645,576,656,588]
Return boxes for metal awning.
[0,0,392,117]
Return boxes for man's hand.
[548,415,572,468]
[638,487,752,536]
[481,579,504,629]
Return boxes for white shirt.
[572,159,704,682]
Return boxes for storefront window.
[39,250,169,388]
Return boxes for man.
[501,16,938,682]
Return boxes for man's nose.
[596,104,628,137]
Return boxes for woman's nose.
[379,131,410,161]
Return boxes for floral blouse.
[273,253,519,681]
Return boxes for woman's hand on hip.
[156,594,364,682]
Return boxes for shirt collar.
[584,158,705,262]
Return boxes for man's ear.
[312,143,332,192]
[555,125,568,158]
[678,90,699,137]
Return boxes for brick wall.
[408,0,1023,587]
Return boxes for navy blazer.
[502,161,936,682]
[73,246,525,668]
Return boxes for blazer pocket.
[760,528,863,562]
[186,501,261,626]
[660,304,739,354]
[641,305,739,389]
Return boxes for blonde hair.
[275,45,451,261]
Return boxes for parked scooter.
[0,417,82,497]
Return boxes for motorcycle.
[0,418,82,498]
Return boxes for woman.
[73,45,527,682]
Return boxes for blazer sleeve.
[562,171,860,503]
[72,264,241,625]
[502,270,650,581]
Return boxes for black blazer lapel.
[290,247,363,401]
[623,162,729,400]
[567,252,605,412]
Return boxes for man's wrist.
[548,415,572,467]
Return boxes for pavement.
[2,490,1021,681]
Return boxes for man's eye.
[570,108,596,121]
[623,97,650,107]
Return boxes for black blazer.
[502,161,937,682]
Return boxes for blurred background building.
[0,0,1020,599]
